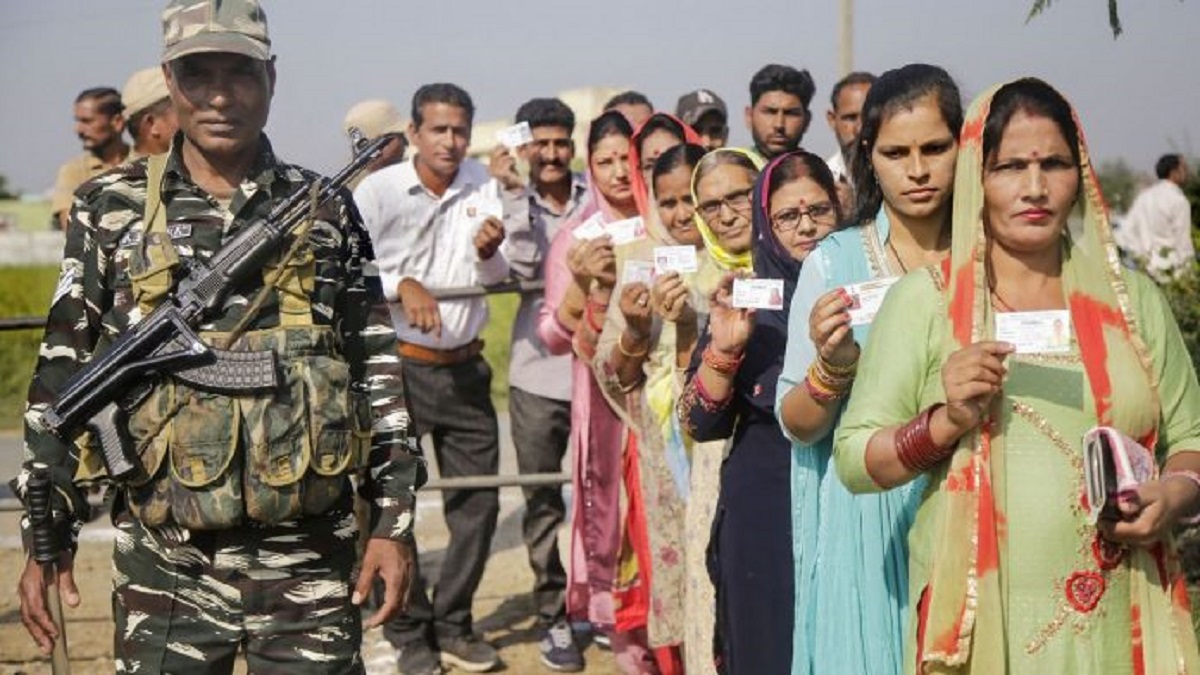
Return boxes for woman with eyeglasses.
[677,150,837,674]
[774,64,963,675]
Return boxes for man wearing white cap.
[344,98,409,178]
[122,66,179,158]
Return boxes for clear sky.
[1,0,1197,194]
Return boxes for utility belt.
[113,325,373,531]
[398,339,484,366]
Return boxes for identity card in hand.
[732,278,785,311]
[604,217,645,245]
[994,310,1072,354]
[496,122,534,150]
[653,246,699,274]
[622,260,656,287]
[573,212,608,240]
[464,193,503,224]
[841,276,900,326]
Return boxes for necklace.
[991,287,1017,312]
[885,238,909,274]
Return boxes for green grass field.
[0,265,519,429]
[0,199,54,232]
[0,266,61,428]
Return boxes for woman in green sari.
[835,78,1200,673]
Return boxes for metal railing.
[0,279,547,332]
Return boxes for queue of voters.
[11,1,1200,674]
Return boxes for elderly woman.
[680,151,839,674]
[835,78,1200,673]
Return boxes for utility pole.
[839,0,853,76]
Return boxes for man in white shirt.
[1118,154,1194,280]
[354,83,507,675]
[824,71,875,213]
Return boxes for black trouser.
[508,386,571,626]
[385,355,500,646]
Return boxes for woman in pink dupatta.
[538,110,656,672]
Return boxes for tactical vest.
[96,155,372,530]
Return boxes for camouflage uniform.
[13,135,424,672]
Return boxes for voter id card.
[994,310,1072,354]
[841,276,900,326]
[653,246,699,274]
[732,278,785,310]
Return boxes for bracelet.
[618,331,650,358]
[702,343,744,375]
[693,372,732,410]
[895,404,953,473]
[816,351,858,378]
[584,300,606,334]
[803,370,844,403]
[1163,469,1200,525]
[805,359,855,402]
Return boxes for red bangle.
[804,373,842,403]
[584,301,606,334]
[703,343,744,375]
[895,404,953,472]
[693,372,731,410]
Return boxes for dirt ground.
[0,490,616,674]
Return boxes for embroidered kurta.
[837,268,1200,673]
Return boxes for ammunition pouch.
[124,326,373,529]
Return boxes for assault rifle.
[38,130,389,481]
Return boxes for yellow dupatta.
[690,148,764,274]
[923,81,1199,673]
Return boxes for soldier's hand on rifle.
[355,538,415,628]
[397,278,442,338]
[488,146,523,193]
[474,217,506,261]
[18,551,79,655]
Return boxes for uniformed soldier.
[122,66,179,159]
[49,86,131,229]
[13,1,424,672]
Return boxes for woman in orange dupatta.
[835,78,1200,673]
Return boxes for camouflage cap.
[343,100,408,140]
[121,67,170,117]
[161,0,271,63]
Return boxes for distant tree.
[1027,0,1122,37]
[0,174,16,200]
[1096,159,1143,214]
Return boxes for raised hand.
[651,271,693,323]
[808,288,858,367]
[940,341,1014,435]
[708,272,755,355]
